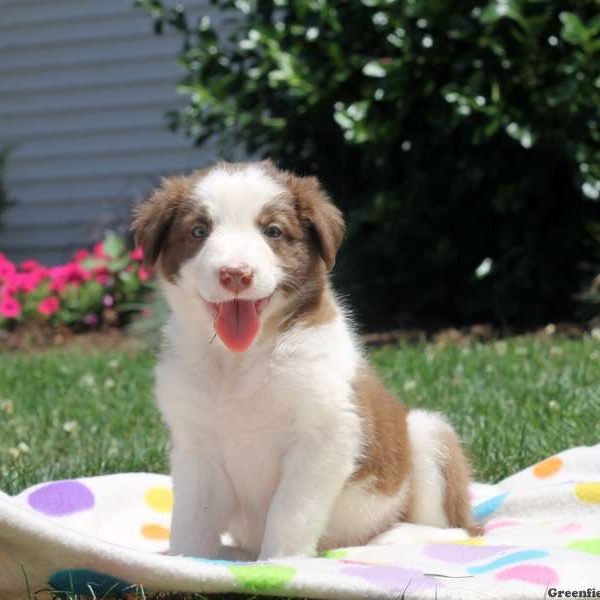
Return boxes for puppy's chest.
[202,370,295,506]
[182,356,298,452]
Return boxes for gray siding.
[0,0,215,264]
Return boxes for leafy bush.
[0,233,153,331]
[579,271,600,325]
[138,0,600,327]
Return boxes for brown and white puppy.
[132,160,479,560]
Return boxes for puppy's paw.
[218,544,255,562]
[169,538,221,559]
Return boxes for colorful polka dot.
[472,493,508,521]
[448,537,485,546]
[568,538,600,556]
[49,569,132,598]
[28,481,94,516]
[341,563,438,591]
[557,522,582,534]
[229,565,296,593]
[575,482,600,504]
[495,565,559,586]
[533,456,563,478]
[485,519,521,532]
[320,548,348,558]
[340,559,392,566]
[145,486,173,513]
[467,550,548,575]
[141,523,170,540]
[425,543,508,563]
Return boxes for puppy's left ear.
[131,176,188,267]
[289,175,345,270]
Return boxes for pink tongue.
[215,300,260,352]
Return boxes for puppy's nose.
[219,265,253,293]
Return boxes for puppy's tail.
[406,409,482,536]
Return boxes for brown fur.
[131,172,211,281]
[161,203,212,282]
[132,161,344,292]
[255,165,343,332]
[351,364,411,496]
[282,172,345,271]
[441,430,483,536]
[132,161,343,334]
[133,160,479,537]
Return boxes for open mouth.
[206,297,271,352]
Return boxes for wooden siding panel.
[0,0,207,29]
[0,57,179,95]
[0,80,182,118]
[0,0,218,263]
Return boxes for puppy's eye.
[191,225,208,239]
[263,224,283,239]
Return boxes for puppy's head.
[132,161,344,352]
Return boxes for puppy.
[132,161,479,560]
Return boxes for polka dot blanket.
[1,444,599,599]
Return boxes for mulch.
[0,321,589,353]
[0,323,141,353]
[361,321,587,347]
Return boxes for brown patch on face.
[133,161,345,325]
[254,164,345,333]
[350,364,411,495]
[131,171,211,282]
[440,429,483,536]
[291,176,344,271]
[264,163,345,272]
[160,203,212,282]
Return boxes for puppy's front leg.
[169,442,235,558]
[258,432,357,560]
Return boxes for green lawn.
[1,335,599,598]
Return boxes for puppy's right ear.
[131,177,188,267]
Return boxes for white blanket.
[1,444,599,599]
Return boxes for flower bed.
[0,233,153,332]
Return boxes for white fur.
[154,164,462,559]
[178,165,286,306]
[321,478,410,550]
[159,299,364,558]
[406,409,453,528]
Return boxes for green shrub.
[0,233,153,331]
[138,0,600,327]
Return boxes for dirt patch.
[1,321,589,354]
[0,323,141,354]
[361,322,587,347]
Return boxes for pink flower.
[102,294,114,307]
[2,280,18,295]
[0,293,21,319]
[138,266,151,282]
[13,270,46,293]
[93,265,112,286]
[130,247,144,261]
[0,260,16,282]
[38,296,60,316]
[83,313,99,327]
[49,262,91,291]
[20,259,41,272]
[73,249,90,262]
[93,242,106,258]
[49,278,67,293]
